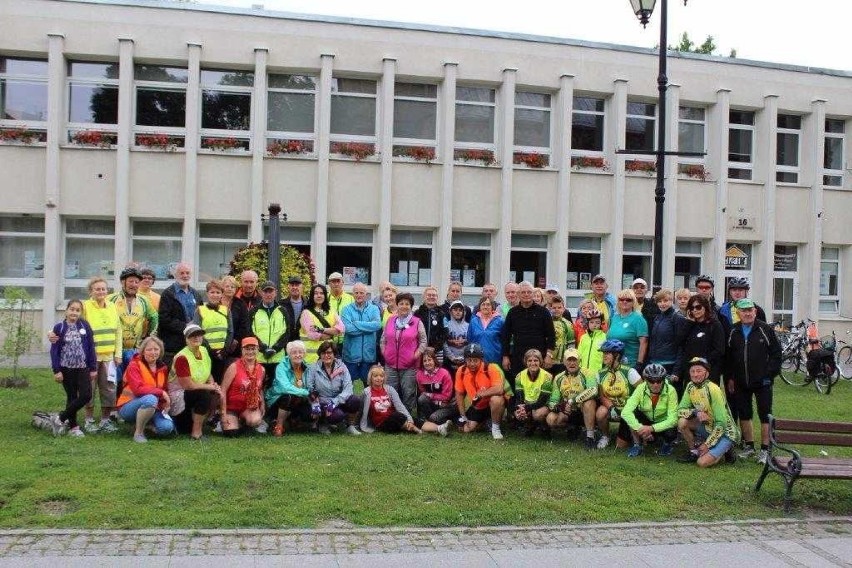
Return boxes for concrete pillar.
[708,89,731,284]
[249,48,268,243]
[551,74,574,292]
[609,78,629,284]
[496,68,517,285]
[806,99,827,321]
[114,37,134,278]
[182,43,202,270]
[377,58,396,288]
[662,83,680,287]
[313,54,334,279]
[436,62,458,291]
[757,94,779,310]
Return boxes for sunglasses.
[645,378,665,384]
[688,305,704,310]
[697,285,712,290]
[618,298,633,302]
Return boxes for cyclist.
[546,348,598,448]
[718,277,767,338]
[619,363,679,457]
[594,339,642,449]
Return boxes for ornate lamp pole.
[265,203,284,291]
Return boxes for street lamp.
[629,0,657,28]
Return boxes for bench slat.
[774,432,852,447]
[774,419,852,434]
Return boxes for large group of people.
[45,265,782,467]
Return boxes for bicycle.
[778,319,811,387]
[835,329,852,380]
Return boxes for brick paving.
[0,517,849,557]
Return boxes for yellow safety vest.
[170,346,212,385]
[300,309,338,365]
[198,304,229,350]
[252,306,287,364]
[82,299,121,362]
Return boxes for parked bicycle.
[778,319,811,387]
[836,330,852,380]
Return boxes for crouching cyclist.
[546,348,598,448]
[619,363,678,457]
[594,339,642,449]
[677,357,740,467]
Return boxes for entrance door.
[772,273,798,328]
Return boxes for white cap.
[632,278,648,287]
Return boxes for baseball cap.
[564,348,579,361]
[632,278,648,287]
[241,337,259,348]
[591,274,606,283]
[287,275,302,285]
[736,298,755,309]
[463,344,484,359]
[260,280,276,290]
[545,283,560,293]
[183,324,205,337]
[328,272,343,281]
[450,300,465,309]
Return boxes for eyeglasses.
[321,350,335,356]
[688,305,704,311]
[645,378,664,384]
[618,298,633,303]
[697,285,712,290]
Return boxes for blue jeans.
[344,360,375,387]
[696,423,734,459]
[118,394,175,435]
[116,348,137,395]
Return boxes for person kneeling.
[219,337,266,436]
[513,349,554,437]
[454,344,506,440]
[619,364,678,457]
[116,336,175,443]
[360,366,421,434]
[546,349,597,449]
[677,357,740,467]
[307,341,362,435]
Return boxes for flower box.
[267,139,314,157]
[70,130,117,148]
[678,163,709,181]
[329,141,375,161]
[512,152,549,169]
[135,133,182,151]
[571,156,608,170]
[392,145,436,163]
[625,159,656,175]
[201,137,247,151]
[0,128,46,145]
[454,148,496,166]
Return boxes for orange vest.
[117,358,168,407]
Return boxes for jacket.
[584,291,617,323]
[49,319,97,373]
[676,318,725,380]
[577,328,607,377]
[81,299,122,361]
[306,358,353,406]
[414,304,447,350]
[718,301,768,338]
[340,301,383,364]
[381,315,426,370]
[250,303,289,363]
[724,320,782,389]
[116,353,168,408]
[279,297,305,343]
[360,384,413,433]
[108,291,158,348]
[621,380,679,432]
[678,378,740,447]
[158,284,203,354]
[648,307,685,365]
[265,356,310,406]
[467,313,504,364]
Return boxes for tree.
[229,243,316,298]
[668,32,736,58]
[0,287,38,383]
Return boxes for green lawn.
[1,369,850,528]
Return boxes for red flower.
[330,142,375,161]
[512,152,549,168]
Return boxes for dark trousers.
[59,367,91,429]
[617,410,677,444]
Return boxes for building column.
[42,33,65,333]
[806,99,827,320]
[436,62,458,291]
[708,89,731,283]
[376,58,396,288]
[496,68,516,285]
[182,43,202,270]
[609,78,629,284]
[757,94,779,309]
[662,83,680,287]
[551,74,574,292]
[249,48,268,243]
[313,54,334,279]
[114,37,134,278]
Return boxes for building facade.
[1,0,851,337]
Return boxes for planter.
[454,148,496,166]
[70,130,116,148]
[625,159,656,175]
[0,128,45,145]
[392,145,436,163]
[679,163,709,181]
[570,156,608,170]
[135,133,182,151]
[512,152,549,169]
[329,141,375,161]
[267,139,314,157]
[201,137,247,152]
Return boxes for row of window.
[0,216,841,315]
[0,57,846,184]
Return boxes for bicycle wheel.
[814,372,833,395]
[837,345,852,379]
[779,355,806,386]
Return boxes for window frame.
[392,82,438,159]
[565,235,603,309]
[674,240,702,290]
[513,90,552,165]
[571,95,606,156]
[776,113,802,184]
[819,247,840,315]
[823,118,845,188]
[61,218,116,298]
[677,105,706,168]
[625,100,657,153]
[132,64,188,150]
[266,73,318,156]
[389,229,435,289]
[622,238,654,287]
[199,68,255,153]
[510,233,548,287]
[0,57,49,143]
[329,77,379,152]
[197,223,249,283]
[326,227,374,286]
[450,231,491,292]
[728,109,755,181]
[130,220,184,284]
[66,61,120,145]
[0,216,45,301]
[454,85,497,154]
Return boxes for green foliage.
[0,287,38,380]
[229,243,315,296]
[669,32,735,57]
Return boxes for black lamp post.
[267,203,283,291]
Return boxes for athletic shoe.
[255,421,268,434]
[213,421,223,434]
[67,427,85,438]
[626,444,643,458]
[738,446,756,460]
[318,425,331,435]
[437,421,450,437]
[49,414,67,437]
[756,449,770,465]
[596,435,610,450]
[658,442,674,457]
[491,425,504,440]
[677,451,699,463]
[584,436,596,450]
[724,447,737,464]
[98,419,118,433]
[84,418,99,433]
[346,425,362,436]
[133,433,148,444]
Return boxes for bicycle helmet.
[687,357,711,371]
[463,343,485,359]
[587,308,603,320]
[642,363,668,381]
[119,266,142,281]
[695,275,714,287]
[598,339,625,354]
[728,277,750,290]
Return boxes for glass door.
[772,273,797,328]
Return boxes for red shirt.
[367,387,393,427]
[225,359,264,414]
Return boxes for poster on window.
[408,261,419,276]
[450,269,461,283]
[343,267,368,285]
[390,272,407,287]
[462,269,476,287]
[566,272,579,290]
[398,261,408,275]
[418,268,431,286]
[24,251,43,277]
[65,260,80,278]
[579,272,591,290]
[523,271,535,284]
[820,271,831,295]
[622,275,633,290]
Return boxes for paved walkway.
[1,517,850,566]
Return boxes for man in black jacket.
[724,298,781,464]
[501,281,556,391]
[279,275,305,343]
[158,262,204,365]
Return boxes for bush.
[229,243,316,296]
[0,287,38,382]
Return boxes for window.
[0,216,44,299]
[513,91,551,166]
[267,74,317,154]
[389,230,433,287]
[0,57,48,142]
[510,234,547,287]
[133,64,187,149]
[63,219,115,298]
[571,96,605,153]
[131,221,183,281]
[677,106,705,175]
[625,101,655,152]
[824,118,845,188]
[393,83,437,159]
[326,228,373,285]
[200,69,254,151]
[728,110,755,180]
[330,78,377,154]
[674,240,702,290]
[622,239,653,284]
[820,247,840,314]
[451,232,490,289]
[198,223,248,282]
[264,225,312,258]
[566,236,602,307]
[776,114,801,184]
[67,61,119,145]
[455,86,496,152]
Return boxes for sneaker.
[658,442,674,457]
[68,426,85,438]
[213,421,223,434]
[724,447,738,464]
[98,419,118,433]
[49,413,67,437]
[756,449,769,465]
[738,446,756,460]
[133,433,148,443]
[491,425,504,440]
[84,418,99,433]
[346,425,362,436]
[255,421,268,434]
[584,436,596,450]
[596,435,610,450]
[318,425,331,435]
[677,451,699,463]
[437,421,450,437]
[626,444,643,458]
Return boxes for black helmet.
[728,277,750,290]
[695,275,714,287]
[642,363,668,381]
[119,267,142,281]
[463,343,484,359]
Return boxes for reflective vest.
[252,306,287,364]
[117,357,168,407]
[82,299,121,361]
[170,346,212,385]
[109,293,153,349]
[198,304,229,350]
[300,309,338,365]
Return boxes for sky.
[191,0,850,72]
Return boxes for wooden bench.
[754,415,852,512]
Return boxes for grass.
[1,369,850,529]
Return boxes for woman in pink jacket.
[380,292,426,413]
